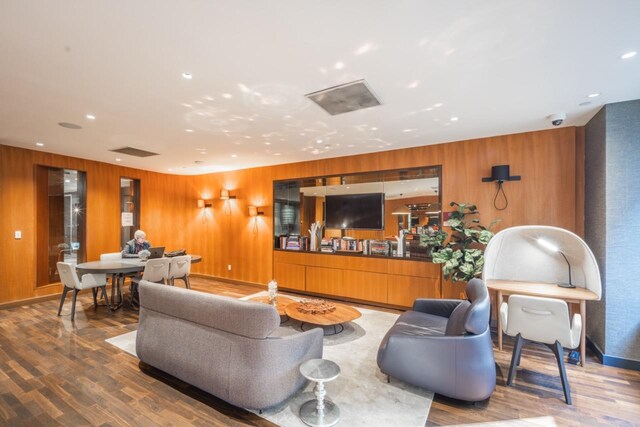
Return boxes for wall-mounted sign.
[121,212,134,227]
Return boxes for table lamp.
[537,238,575,288]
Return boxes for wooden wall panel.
[1,126,581,304]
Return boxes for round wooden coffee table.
[248,295,296,318]
[285,301,361,335]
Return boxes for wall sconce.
[482,165,521,211]
[220,189,236,200]
[248,206,264,217]
[197,199,212,208]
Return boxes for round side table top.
[285,302,361,326]
[300,359,340,382]
[248,295,296,316]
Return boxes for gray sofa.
[376,278,496,402]
[136,280,324,410]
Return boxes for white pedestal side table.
[299,359,341,427]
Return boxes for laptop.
[148,246,165,259]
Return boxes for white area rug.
[106,292,433,427]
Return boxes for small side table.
[299,359,340,427]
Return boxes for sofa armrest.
[412,299,464,318]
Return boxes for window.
[36,166,86,286]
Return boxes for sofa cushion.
[445,300,471,336]
[390,311,448,337]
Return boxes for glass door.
[120,177,140,250]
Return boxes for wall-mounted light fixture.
[248,206,264,217]
[482,164,521,211]
[197,199,212,208]
[220,189,236,200]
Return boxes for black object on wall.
[482,165,521,210]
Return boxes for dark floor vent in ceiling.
[109,147,159,157]
[305,79,382,116]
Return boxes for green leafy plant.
[419,202,497,282]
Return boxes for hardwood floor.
[0,277,638,426]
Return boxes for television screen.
[325,193,384,230]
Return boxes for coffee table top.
[248,295,296,316]
[285,301,361,326]
[300,359,340,382]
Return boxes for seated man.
[122,229,151,258]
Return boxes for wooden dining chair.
[57,262,110,321]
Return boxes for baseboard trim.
[0,293,62,310]
[586,337,640,371]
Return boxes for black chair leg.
[70,289,80,321]
[92,287,98,309]
[57,286,71,316]
[101,286,110,306]
[548,341,572,405]
[184,276,191,289]
[507,333,524,386]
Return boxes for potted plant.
[419,202,496,282]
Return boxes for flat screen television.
[325,193,384,230]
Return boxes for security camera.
[548,113,566,126]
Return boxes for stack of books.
[320,238,334,253]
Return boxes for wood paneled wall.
[0,126,581,304]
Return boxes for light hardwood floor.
[0,276,638,426]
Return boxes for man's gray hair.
[134,230,146,239]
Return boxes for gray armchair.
[377,278,496,402]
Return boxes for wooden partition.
[1,126,581,305]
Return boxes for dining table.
[76,255,201,310]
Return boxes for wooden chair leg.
[548,341,572,405]
[183,276,191,289]
[71,289,80,321]
[507,333,524,386]
[57,286,71,316]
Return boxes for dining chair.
[500,295,581,404]
[57,262,110,321]
[167,255,192,288]
[130,258,171,307]
[100,252,122,261]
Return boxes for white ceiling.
[1,1,639,175]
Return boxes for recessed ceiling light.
[433,103,443,108]
[265,142,271,145]
[115,158,122,162]
[168,168,173,172]
[587,93,600,98]
[85,114,96,120]
[64,179,71,183]
[36,142,44,147]
[316,139,323,144]
[370,127,378,131]
[274,152,281,156]
[621,51,637,59]
[231,154,237,158]
[450,117,459,121]
[185,129,194,132]
[238,83,251,93]
[334,61,345,70]
[182,72,193,79]
[402,128,416,133]
[222,93,233,99]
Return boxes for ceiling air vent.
[109,147,159,158]
[305,79,382,116]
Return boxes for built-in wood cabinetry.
[273,250,441,308]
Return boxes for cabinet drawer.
[274,262,305,291]
[274,251,307,265]
[387,259,440,278]
[387,276,441,307]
